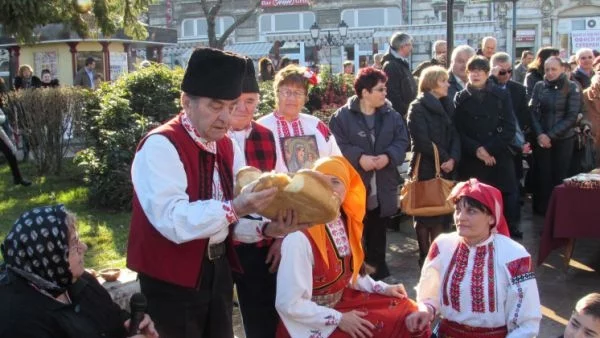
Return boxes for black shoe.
[510,230,523,239]
[14,178,32,187]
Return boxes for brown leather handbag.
[399,143,455,217]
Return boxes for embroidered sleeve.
[416,238,445,313]
[276,232,342,338]
[316,121,332,141]
[504,255,542,338]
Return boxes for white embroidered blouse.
[276,218,389,338]
[256,112,342,173]
[416,232,541,337]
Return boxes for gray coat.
[329,96,409,218]
[74,67,94,89]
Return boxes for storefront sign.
[110,52,128,81]
[516,29,536,42]
[261,0,310,8]
[571,29,600,50]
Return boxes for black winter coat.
[454,81,518,193]
[529,74,581,140]
[407,92,461,181]
[524,68,543,100]
[329,96,409,218]
[13,76,41,90]
[448,72,464,104]
[571,69,593,90]
[490,76,531,132]
[382,51,417,117]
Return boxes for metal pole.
[447,0,454,58]
[512,0,517,66]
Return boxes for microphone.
[128,293,148,336]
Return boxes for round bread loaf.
[237,169,341,224]
[235,166,263,196]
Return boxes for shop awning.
[224,42,273,59]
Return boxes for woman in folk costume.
[275,156,429,338]
[406,178,542,338]
[257,64,341,173]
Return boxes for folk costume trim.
[326,218,351,257]
[274,111,305,139]
[471,245,486,313]
[427,242,440,261]
[181,113,238,224]
[448,243,470,312]
[487,242,496,312]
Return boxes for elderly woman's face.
[277,83,306,119]
[454,199,494,244]
[67,224,87,281]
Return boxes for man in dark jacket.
[382,32,417,118]
[448,45,476,102]
[572,48,595,89]
[489,52,529,238]
[412,40,447,78]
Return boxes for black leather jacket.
[529,74,581,140]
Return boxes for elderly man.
[413,40,447,78]
[513,50,534,84]
[228,58,282,338]
[572,48,595,89]
[489,52,529,239]
[478,36,497,60]
[127,48,284,338]
[382,32,417,117]
[448,45,476,101]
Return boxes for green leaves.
[0,0,152,43]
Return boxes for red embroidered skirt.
[276,288,431,338]
[439,319,508,338]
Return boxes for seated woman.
[0,205,157,338]
[275,156,429,338]
[406,179,542,338]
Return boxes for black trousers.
[232,244,278,338]
[502,190,520,232]
[363,208,390,280]
[139,255,234,338]
[0,138,22,182]
[532,136,576,215]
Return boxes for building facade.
[150,0,600,72]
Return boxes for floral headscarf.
[1,204,73,296]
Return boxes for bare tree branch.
[217,0,262,48]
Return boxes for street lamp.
[310,21,349,74]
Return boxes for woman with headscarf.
[275,156,429,338]
[405,179,542,338]
[0,205,158,338]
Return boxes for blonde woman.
[406,66,460,267]
[14,64,42,90]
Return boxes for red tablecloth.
[537,184,600,266]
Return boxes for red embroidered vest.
[303,228,353,301]
[127,114,240,288]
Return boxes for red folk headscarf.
[448,178,511,237]
[310,156,366,285]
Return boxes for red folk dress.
[275,218,429,338]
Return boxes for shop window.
[259,12,315,33]
[180,17,234,38]
[341,7,402,28]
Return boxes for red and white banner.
[261,0,310,8]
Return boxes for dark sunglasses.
[499,69,513,75]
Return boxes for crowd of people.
[0,30,599,338]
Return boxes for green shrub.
[75,64,182,210]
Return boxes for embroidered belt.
[439,319,508,338]
[312,289,343,308]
